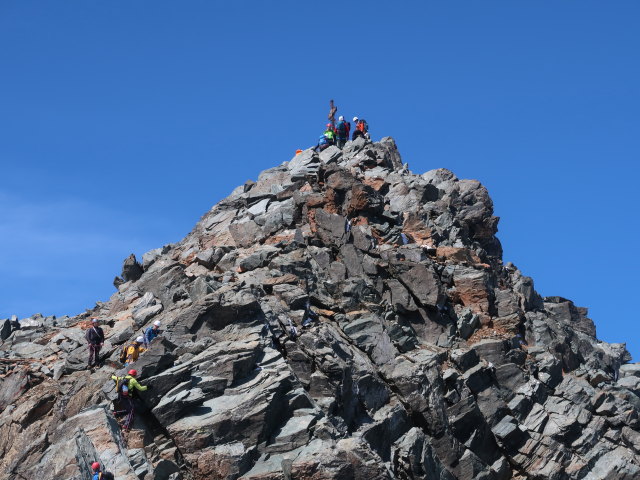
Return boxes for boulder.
[121,254,143,283]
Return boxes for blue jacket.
[336,120,349,139]
[92,473,100,480]
[144,326,159,345]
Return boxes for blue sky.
[1,2,638,359]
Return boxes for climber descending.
[143,320,161,347]
[111,369,149,431]
[120,336,145,366]
[85,318,105,369]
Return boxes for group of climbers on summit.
[315,100,369,152]
[316,116,369,152]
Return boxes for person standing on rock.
[143,320,161,347]
[120,336,146,366]
[335,116,350,149]
[85,318,105,369]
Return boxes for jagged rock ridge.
[1,137,639,480]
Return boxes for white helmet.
[353,116,358,122]
[153,320,161,327]
[338,115,344,121]
[136,336,144,343]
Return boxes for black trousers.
[88,344,101,366]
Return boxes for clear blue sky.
[1,2,638,360]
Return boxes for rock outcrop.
[1,136,638,479]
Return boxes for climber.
[112,369,148,399]
[85,318,105,369]
[352,117,369,140]
[143,320,161,346]
[120,336,146,366]
[335,115,350,149]
[91,462,114,480]
[111,369,149,430]
[352,117,363,140]
[315,124,336,152]
[315,134,330,152]
[324,123,336,144]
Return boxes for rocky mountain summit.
[1,137,639,480]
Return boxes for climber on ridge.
[324,123,336,144]
[352,116,369,140]
[120,336,145,366]
[143,320,161,347]
[335,115,350,149]
[85,318,105,369]
[315,123,336,152]
[91,462,114,480]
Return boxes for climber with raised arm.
[112,369,148,398]
[111,369,149,430]
[85,318,105,369]
[120,336,146,366]
[143,320,161,346]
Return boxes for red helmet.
[128,369,137,376]
[326,123,332,128]
[91,462,101,471]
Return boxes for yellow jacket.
[125,343,145,362]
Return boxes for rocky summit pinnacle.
[1,137,639,480]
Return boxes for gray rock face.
[1,137,638,480]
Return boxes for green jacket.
[112,374,148,393]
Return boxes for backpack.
[99,472,115,480]
[119,345,128,363]
[336,121,348,136]
[357,120,368,133]
[115,376,130,397]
